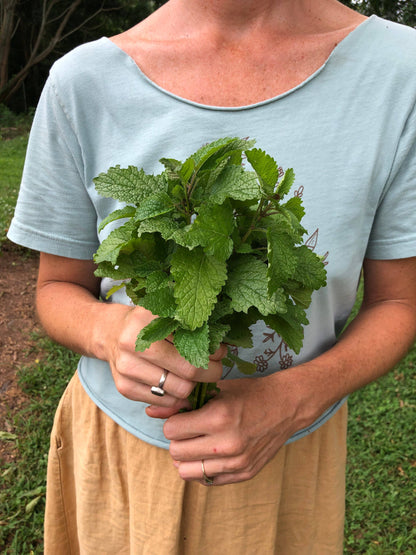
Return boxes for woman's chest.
[111,28,354,107]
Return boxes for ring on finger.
[201,460,214,485]
[151,369,168,397]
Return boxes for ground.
[0,243,40,464]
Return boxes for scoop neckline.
[103,15,376,112]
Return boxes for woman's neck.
[152,0,363,41]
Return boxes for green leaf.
[94,165,166,204]
[138,215,182,241]
[179,158,196,183]
[208,322,231,353]
[125,279,146,304]
[226,350,257,375]
[93,220,137,265]
[98,205,136,232]
[174,324,210,368]
[264,300,308,353]
[105,282,127,300]
[267,225,298,293]
[176,201,235,260]
[225,255,287,315]
[245,148,279,195]
[159,157,181,173]
[285,284,313,309]
[171,246,227,329]
[135,317,178,352]
[207,165,260,205]
[282,195,305,222]
[276,168,295,198]
[145,270,171,292]
[221,309,259,348]
[135,191,175,220]
[294,246,327,289]
[138,287,177,318]
[190,137,255,172]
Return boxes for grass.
[0,112,415,553]
[0,336,78,554]
[345,351,416,554]
[0,135,28,246]
[0,105,32,247]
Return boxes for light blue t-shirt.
[8,16,416,448]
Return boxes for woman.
[8,0,416,552]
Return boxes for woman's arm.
[36,253,224,408]
[157,257,416,485]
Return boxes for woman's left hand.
[146,371,314,486]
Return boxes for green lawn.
[0,123,415,554]
[0,135,28,245]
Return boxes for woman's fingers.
[140,337,224,384]
[111,307,225,404]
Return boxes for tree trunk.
[0,0,90,105]
[0,0,18,93]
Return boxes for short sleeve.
[7,75,99,259]
[366,105,416,260]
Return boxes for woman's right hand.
[106,305,225,409]
[36,253,224,411]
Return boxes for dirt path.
[0,243,41,463]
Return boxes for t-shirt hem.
[365,236,416,260]
[77,365,170,449]
[77,357,348,450]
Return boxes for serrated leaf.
[245,148,279,195]
[207,165,260,205]
[179,158,195,183]
[264,300,308,353]
[125,279,146,304]
[93,220,137,265]
[135,191,175,220]
[138,215,182,241]
[285,284,313,309]
[145,270,171,292]
[225,255,287,315]
[267,225,298,293]
[276,206,307,241]
[208,297,234,322]
[159,158,181,172]
[221,309,258,348]
[171,247,227,329]
[294,246,327,289]
[282,195,305,222]
[191,137,255,172]
[135,317,178,352]
[276,168,295,198]
[226,351,257,375]
[174,324,210,368]
[208,322,231,353]
[138,287,177,318]
[94,165,166,203]
[98,205,136,232]
[177,201,235,260]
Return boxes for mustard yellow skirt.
[45,372,347,554]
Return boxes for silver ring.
[150,369,168,397]
[201,460,214,485]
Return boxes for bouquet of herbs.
[93,137,326,408]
